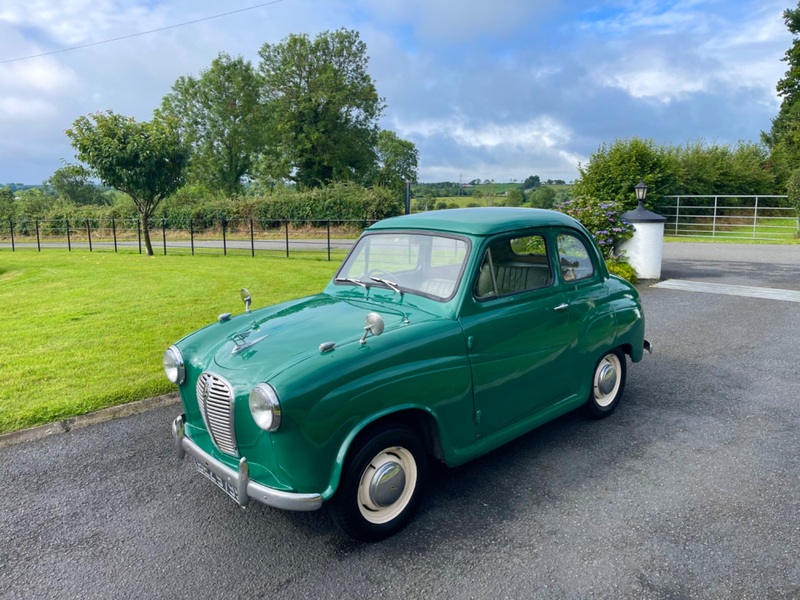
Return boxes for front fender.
[267,319,473,499]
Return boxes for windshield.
[336,232,469,300]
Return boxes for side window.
[556,233,595,282]
[473,234,552,299]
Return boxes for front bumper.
[171,414,323,512]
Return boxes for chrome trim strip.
[171,415,323,512]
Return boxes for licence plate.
[194,460,239,503]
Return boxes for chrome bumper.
[171,414,323,512]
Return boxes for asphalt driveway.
[1,242,798,599]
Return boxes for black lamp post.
[621,179,664,223]
[634,180,648,205]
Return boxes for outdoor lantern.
[634,180,648,202]
[620,179,666,279]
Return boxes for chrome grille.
[196,372,238,456]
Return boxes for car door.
[554,229,614,396]
[458,231,579,436]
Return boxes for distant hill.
[1,183,42,192]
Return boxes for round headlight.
[249,383,282,432]
[163,346,185,385]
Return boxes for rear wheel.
[587,349,626,419]
[332,424,427,542]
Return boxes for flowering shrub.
[606,257,638,283]
[555,196,635,259]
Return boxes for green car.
[165,208,650,542]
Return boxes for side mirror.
[359,312,385,345]
[241,288,252,314]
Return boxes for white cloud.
[0,0,156,45]
[586,1,789,105]
[396,116,585,181]
[0,0,791,184]
[594,54,708,103]
[0,96,57,119]
[0,59,78,94]
[398,116,571,149]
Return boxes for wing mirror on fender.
[359,312,384,346]
[241,288,252,314]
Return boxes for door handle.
[554,303,569,311]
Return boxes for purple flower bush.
[555,197,635,260]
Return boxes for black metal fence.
[0,218,373,260]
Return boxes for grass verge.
[0,250,341,434]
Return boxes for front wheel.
[586,349,626,419]
[332,425,427,542]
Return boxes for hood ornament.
[231,330,270,355]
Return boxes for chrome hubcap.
[357,446,418,524]
[597,363,617,396]
[369,461,406,507]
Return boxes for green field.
[0,250,340,434]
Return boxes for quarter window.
[556,233,595,281]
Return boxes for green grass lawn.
[0,250,341,434]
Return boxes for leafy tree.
[366,130,419,192]
[505,188,524,207]
[573,138,679,210]
[523,175,540,189]
[14,188,55,220]
[160,53,264,196]
[674,141,775,195]
[786,168,800,231]
[764,3,800,185]
[46,163,109,206]
[724,143,776,194]
[0,186,15,222]
[528,186,557,209]
[66,111,189,256]
[258,28,384,188]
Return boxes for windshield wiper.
[370,277,403,295]
[335,277,367,288]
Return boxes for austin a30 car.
[165,208,650,541]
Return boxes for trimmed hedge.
[4,183,404,231]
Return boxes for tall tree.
[0,186,14,222]
[258,28,384,188]
[66,111,189,256]
[159,53,264,196]
[367,130,419,192]
[523,175,541,189]
[764,3,800,184]
[46,163,109,205]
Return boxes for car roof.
[367,207,581,237]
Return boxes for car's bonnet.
[208,293,427,376]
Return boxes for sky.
[0,0,793,185]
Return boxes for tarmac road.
[1,243,799,599]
